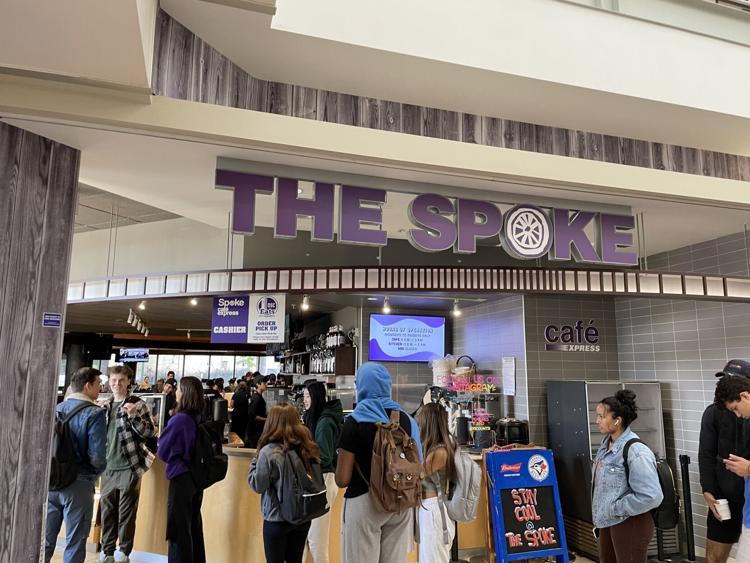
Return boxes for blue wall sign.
[485,449,569,562]
[42,312,62,328]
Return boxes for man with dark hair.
[700,360,750,563]
[99,365,155,563]
[44,367,107,563]
[246,374,269,448]
[713,370,750,561]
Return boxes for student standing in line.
[699,361,750,563]
[303,381,344,563]
[229,380,250,440]
[591,390,663,563]
[416,402,457,563]
[334,362,423,563]
[44,367,107,563]
[246,374,269,448]
[249,403,321,563]
[100,365,156,563]
[158,376,207,563]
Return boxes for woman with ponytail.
[592,389,663,562]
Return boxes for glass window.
[157,355,184,380]
[209,355,234,381]
[136,355,158,383]
[234,356,258,378]
[58,356,67,389]
[258,356,281,376]
[184,355,210,380]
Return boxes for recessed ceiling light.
[138,300,146,311]
[190,298,198,306]
[297,187,303,194]
[367,297,377,301]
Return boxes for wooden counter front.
[132,447,489,562]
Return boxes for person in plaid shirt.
[99,365,155,563]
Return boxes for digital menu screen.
[368,314,445,362]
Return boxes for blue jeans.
[45,478,96,563]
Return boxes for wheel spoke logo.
[502,205,553,259]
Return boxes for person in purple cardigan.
[158,376,206,563]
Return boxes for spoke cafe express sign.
[216,170,638,266]
[211,294,286,344]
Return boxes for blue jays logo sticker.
[527,454,549,482]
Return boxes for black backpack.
[277,448,328,525]
[189,420,228,490]
[49,402,98,491]
[623,438,680,530]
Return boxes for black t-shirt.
[246,392,267,447]
[337,409,411,499]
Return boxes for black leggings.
[263,520,311,563]
[167,472,206,563]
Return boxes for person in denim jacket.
[592,389,663,563]
[44,367,107,563]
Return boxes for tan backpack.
[358,410,424,513]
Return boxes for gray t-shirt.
[106,401,130,471]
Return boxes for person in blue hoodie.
[334,362,422,563]
[157,376,206,563]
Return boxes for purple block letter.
[407,194,457,253]
[215,170,274,234]
[600,213,637,266]
[339,185,387,246]
[552,209,600,263]
[275,178,335,242]
[454,198,502,254]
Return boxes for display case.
[546,380,677,560]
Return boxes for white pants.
[738,526,750,562]
[418,497,455,563]
[305,472,339,563]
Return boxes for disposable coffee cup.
[716,499,731,521]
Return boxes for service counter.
[132,446,489,563]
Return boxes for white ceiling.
[6,117,750,257]
[0,0,156,89]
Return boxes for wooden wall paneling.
[230,62,251,110]
[267,82,293,116]
[248,77,269,113]
[683,147,702,175]
[168,16,194,101]
[726,154,740,181]
[666,144,684,173]
[501,119,520,150]
[602,134,621,164]
[423,107,441,138]
[441,110,460,141]
[585,132,604,161]
[518,122,536,152]
[11,142,79,562]
[315,89,336,122]
[552,127,570,156]
[151,8,171,96]
[739,157,750,182]
[623,138,651,168]
[379,100,401,132]
[194,40,210,103]
[336,93,358,126]
[358,97,380,129]
[295,86,318,120]
[0,124,80,562]
[569,130,587,159]
[461,114,481,144]
[482,116,502,147]
[402,104,423,136]
[205,48,231,107]
[535,124,554,155]
[651,142,668,171]
[709,151,729,179]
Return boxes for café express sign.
[216,170,638,266]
